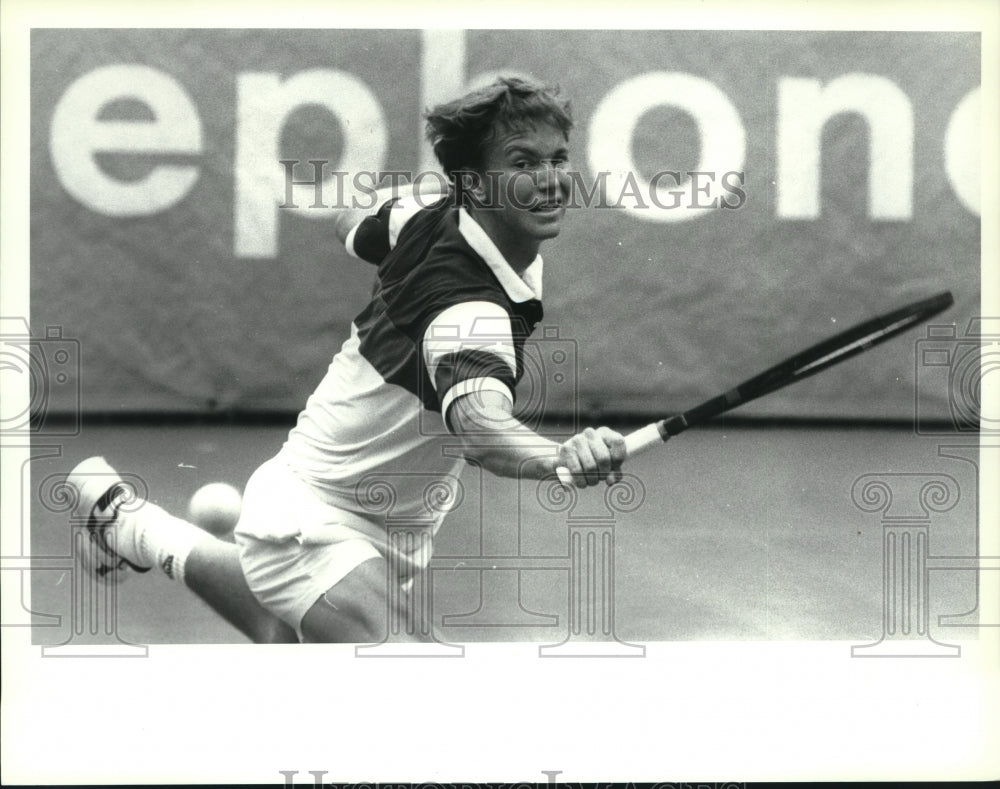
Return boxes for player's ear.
[471,182,489,203]
[453,168,489,207]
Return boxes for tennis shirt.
[247,193,545,545]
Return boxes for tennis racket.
[556,290,954,485]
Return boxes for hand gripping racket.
[556,290,954,486]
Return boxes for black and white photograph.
[2,0,998,784]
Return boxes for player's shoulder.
[349,190,451,265]
[390,191,453,244]
[380,216,512,322]
[387,200,484,277]
[416,218,508,293]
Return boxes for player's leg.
[68,456,297,643]
[233,456,432,643]
[298,556,428,643]
[184,539,298,644]
[236,531,427,644]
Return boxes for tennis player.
[67,76,626,643]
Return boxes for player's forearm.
[450,403,560,480]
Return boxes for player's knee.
[300,587,391,643]
[252,617,299,644]
[300,557,430,643]
[303,587,429,643]
[319,589,390,642]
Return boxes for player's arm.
[422,301,625,487]
[448,390,626,487]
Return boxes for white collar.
[458,208,543,302]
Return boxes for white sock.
[110,495,208,587]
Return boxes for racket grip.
[554,422,668,487]
[623,422,669,457]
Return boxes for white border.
[2,1,998,784]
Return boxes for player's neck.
[467,207,540,273]
[498,241,539,275]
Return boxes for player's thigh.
[185,537,298,643]
[300,556,425,644]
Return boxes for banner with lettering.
[30,29,980,421]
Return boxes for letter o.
[588,72,745,222]
[944,86,979,215]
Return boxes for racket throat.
[659,414,688,437]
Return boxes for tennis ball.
[188,482,243,536]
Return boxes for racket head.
[772,291,955,386]
[784,290,955,381]
[658,290,955,437]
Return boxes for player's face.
[471,122,571,268]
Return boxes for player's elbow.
[448,400,512,443]
[447,395,519,473]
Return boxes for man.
[67,76,627,643]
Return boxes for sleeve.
[345,193,439,265]
[345,198,396,264]
[421,301,518,431]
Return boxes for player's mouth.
[529,201,564,215]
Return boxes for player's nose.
[554,167,571,199]
[537,162,568,201]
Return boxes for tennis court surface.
[27,419,981,649]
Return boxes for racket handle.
[623,422,669,456]
[554,422,669,487]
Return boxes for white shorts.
[234,457,388,636]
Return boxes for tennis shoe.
[67,456,150,583]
